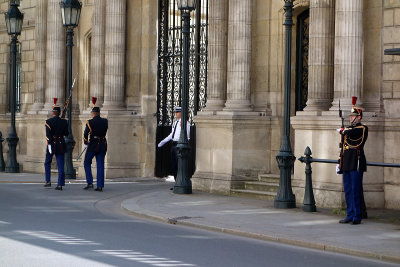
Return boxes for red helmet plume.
[92,97,97,106]
[352,96,357,106]
[53,98,58,105]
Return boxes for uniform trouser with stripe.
[44,151,65,186]
[84,150,106,188]
[343,170,363,222]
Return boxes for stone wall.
[382,0,400,209]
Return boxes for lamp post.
[4,0,23,173]
[274,0,296,209]
[60,0,82,179]
[173,0,196,194]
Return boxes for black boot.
[43,182,51,187]
[83,184,93,190]
[95,187,103,192]
[55,186,62,190]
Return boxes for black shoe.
[83,184,93,190]
[170,187,173,190]
[339,218,352,224]
[43,182,51,187]
[95,187,103,192]
[351,220,361,225]
[55,186,62,190]
[362,213,368,219]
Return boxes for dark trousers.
[84,150,106,188]
[171,143,178,179]
[44,151,65,186]
[343,170,363,222]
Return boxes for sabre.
[76,147,87,161]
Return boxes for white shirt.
[158,119,190,147]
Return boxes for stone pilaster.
[44,0,66,110]
[223,0,252,112]
[103,0,126,110]
[204,0,228,111]
[31,0,47,113]
[89,0,105,107]
[330,0,363,111]
[304,0,335,112]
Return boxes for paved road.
[0,180,397,267]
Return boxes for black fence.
[297,146,400,212]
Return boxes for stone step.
[245,182,278,192]
[231,189,276,201]
[258,174,280,183]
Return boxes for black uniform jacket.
[84,115,108,153]
[45,116,69,154]
[342,122,368,172]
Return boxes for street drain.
[167,216,201,224]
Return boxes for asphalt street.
[0,179,397,267]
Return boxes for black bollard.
[0,131,5,171]
[302,147,316,212]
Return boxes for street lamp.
[173,0,196,194]
[60,0,82,179]
[274,0,296,209]
[4,0,23,173]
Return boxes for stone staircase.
[231,174,279,200]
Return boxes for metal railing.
[297,146,400,212]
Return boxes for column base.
[203,100,226,112]
[223,100,252,112]
[28,103,45,114]
[303,99,331,112]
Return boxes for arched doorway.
[155,0,208,178]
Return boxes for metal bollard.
[301,147,316,212]
[0,131,5,171]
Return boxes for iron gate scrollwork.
[155,0,208,178]
[295,9,309,112]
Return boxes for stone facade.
[0,0,399,210]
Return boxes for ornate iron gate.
[155,0,208,178]
[295,9,309,112]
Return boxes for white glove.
[48,145,52,154]
[336,128,344,133]
[336,164,340,175]
[84,144,88,149]
[158,140,167,148]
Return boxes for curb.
[121,203,400,265]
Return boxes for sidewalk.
[121,182,400,265]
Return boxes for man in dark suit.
[338,97,368,225]
[44,98,69,190]
[83,97,108,191]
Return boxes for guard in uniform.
[44,98,69,190]
[157,107,190,181]
[338,97,368,225]
[83,97,108,191]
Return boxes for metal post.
[302,147,316,212]
[0,131,5,171]
[274,0,296,209]
[64,27,76,179]
[173,10,192,194]
[5,35,19,173]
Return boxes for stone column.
[89,0,105,107]
[103,0,126,110]
[44,0,66,110]
[204,0,228,111]
[31,0,47,112]
[304,0,335,111]
[223,0,252,112]
[330,0,363,110]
